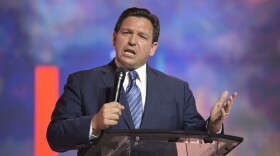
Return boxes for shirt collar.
[134,64,146,83]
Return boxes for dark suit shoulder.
[69,63,114,80]
[148,67,190,87]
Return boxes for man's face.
[113,16,158,70]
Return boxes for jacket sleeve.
[182,82,207,131]
[46,74,93,152]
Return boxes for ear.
[149,42,158,56]
[112,32,116,46]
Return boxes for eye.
[139,35,147,40]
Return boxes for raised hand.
[207,91,237,133]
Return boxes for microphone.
[112,67,126,102]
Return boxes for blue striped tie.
[126,71,143,129]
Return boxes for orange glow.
[34,66,59,156]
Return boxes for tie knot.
[129,71,139,82]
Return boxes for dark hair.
[114,7,160,43]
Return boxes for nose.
[128,34,137,46]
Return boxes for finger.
[103,103,124,113]
[115,104,125,112]
[223,92,237,112]
[216,91,229,108]
[103,114,120,126]
[109,103,125,111]
[107,107,124,116]
[225,92,237,105]
[232,92,238,98]
[223,99,233,109]
[222,100,232,115]
[119,104,125,110]
[106,114,120,121]
[104,119,118,126]
[105,102,120,108]
[220,108,227,121]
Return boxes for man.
[47,7,237,155]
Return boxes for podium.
[84,130,243,156]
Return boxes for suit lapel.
[101,61,134,129]
[140,66,159,128]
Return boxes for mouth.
[124,48,136,55]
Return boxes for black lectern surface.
[84,130,243,156]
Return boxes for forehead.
[120,16,153,33]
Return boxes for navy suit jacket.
[47,60,207,154]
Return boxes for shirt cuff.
[89,121,100,141]
[206,121,222,134]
